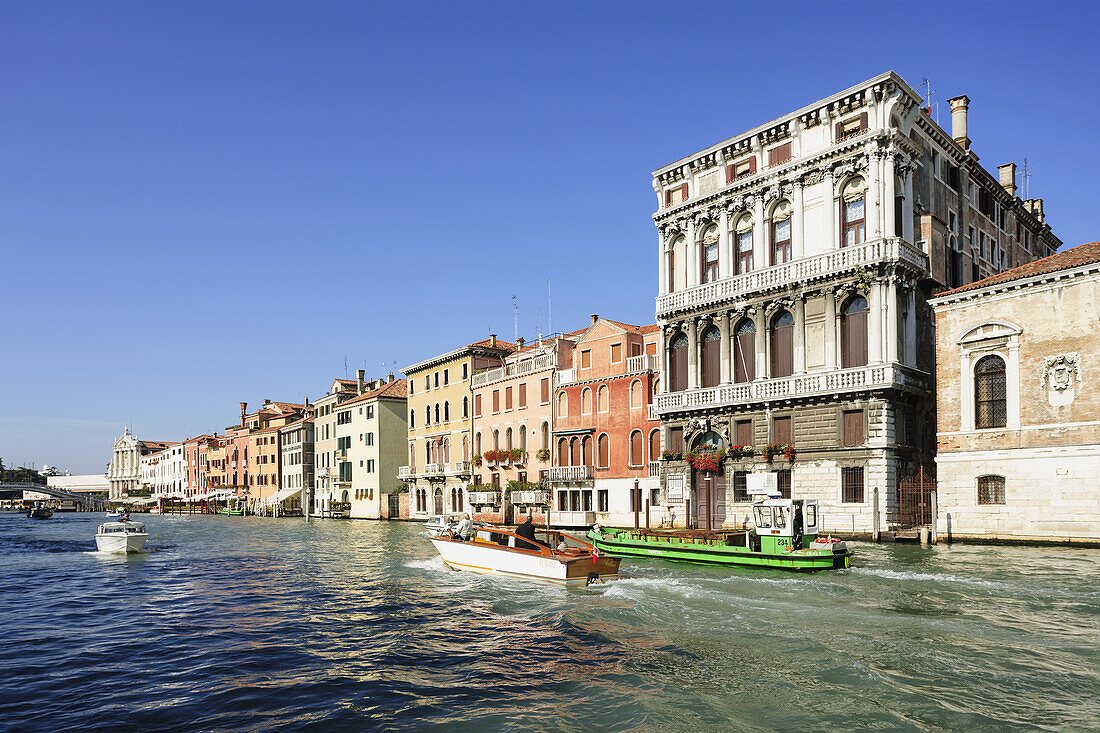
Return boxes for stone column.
[791,181,805,260]
[687,318,699,389]
[884,278,899,363]
[657,232,668,295]
[868,279,883,364]
[884,153,897,239]
[904,285,917,367]
[755,309,768,378]
[824,287,838,368]
[822,170,836,251]
[719,311,732,383]
[794,296,806,374]
[687,220,700,288]
[752,196,766,271]
[866,153,881,240]
[718,209,731,280]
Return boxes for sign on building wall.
[666,474,684,502]
[746,472,778,496]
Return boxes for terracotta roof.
[339,379,408,407]
[938,242,1100,296]
[640,323,661,334]
[468,337,517,351]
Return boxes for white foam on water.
[404,556,447,572]
[852,567,1008,588]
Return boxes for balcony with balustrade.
[468,490,501,505]
[397,465,413,479]
[547,465,594,483]
[510,489,550,505]
[648,461,661,477]
[471,354,555,388]
[423,462,445,476]
[656,237,928,319]
[557,353,660,386]
[449,461,470,475]
[655,363,928,416]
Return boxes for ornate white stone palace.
[651,72,1060,534]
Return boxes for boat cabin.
[751,498,818,552]
[468,527,591,558]
[97,521,147,535]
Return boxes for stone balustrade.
[547,465,594,482]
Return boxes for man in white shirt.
[452,513,474,540]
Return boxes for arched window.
[434,403,440,424]
[669,333,689,392]
[493,429,500,451]
[457,487,463,510]
[475,432,482,455]
[582,436,592,465]
[735,215,754,274]
[443,437,450,463]
[700,326,721,388]
[462,435,469,461]
[669,235,687,292]
[693,430,725,451]
[894,174,905,238]
[558,438,569,466]
[597,385,609,412]
[409,409,415,428]
[462,396,469,418]
[771,200,792,265]
[558,391,568,416]
[975,355,1007,428]
[630,379,642,408]
[506,427,513,450]
[443,401,450,422]
[734,318,756,383]
[582,387,593,414]
[425,440,431,465]
[770,311,794,378]
[451,488,457,511]
[541,422,549,451]
[570,437,580,466]
[630,430,642,467]
[409,444,415,468]
[701,226,719,283]
[597,434,609,468]
[424,405,431,425]
[649,429,661,463]
[519,425,527,452]
[841,296,869,368]
[841,177,866,246]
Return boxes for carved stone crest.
[1041,353,1080,406]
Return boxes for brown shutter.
[474,394,481,416]
[773,416,791,444]
[701,335,720,388]
[772,323,793,377]
[541,378,549,403]
[843,410,864,446]
[735,331,755,383]
[571,438,581,466]
[726,164,734,183]
[558,439,568,466]
[650,430,660,461]
[835,121,843,140]
[582,437,592,465]
[681,182,689,201]
[599,435,609,468]
[669,427,684,453]
[505,387,512,410]
[859,111,868,131]
[665,190,671,207]
[519,383,526,408]
[736,419,753,447]
[492,390,499,412]
[842,311,868,368]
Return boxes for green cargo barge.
[587,499,852,572]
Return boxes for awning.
[552,428,595,436]
[265,488,302,506]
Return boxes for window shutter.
[540,378,549,403]
[681,182,689,200]
[843,410,864,446]
[859,111,868,131]
[748,156,756,174]
[726,164,734,183]
[664,190,671,207]
[835,121,843,140]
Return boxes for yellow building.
[401,335,514,517]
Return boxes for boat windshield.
[773,506,787,529]
[753,506,772,528]
[804,504,817,529]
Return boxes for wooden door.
[734,328,755,383]
[701,328,720,388]
[771,316,794,377]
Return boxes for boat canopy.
[751,498,819,537]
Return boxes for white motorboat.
[429,525,620,587]
[424,513,464,537]
[95,520,148,553]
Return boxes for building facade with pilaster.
[652,72,1059,534]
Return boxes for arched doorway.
[690,431,726,531]
[433,487,444,515]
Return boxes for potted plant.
[472,454,483,467]
[685,448,726,472]
[535,448,551,462]
[761,443,795,461]
[661,449,683,461]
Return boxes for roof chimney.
[263,398,271,405]
[356,368,365,394]
[387,371,394,382]
[1025,198,1045,223]
[489,333,497,347]
[239,402,247,426]
[948,95,970,150]
[590,314,599,325]
[516,336,525,349]
[997,163,1017,197]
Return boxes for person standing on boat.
[515,514,538,550]
[791,504,804,551]
[453,513,473,540]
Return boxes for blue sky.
[2,0,1097,473]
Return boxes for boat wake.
[404,556,447,572]
[851,567,1008,588]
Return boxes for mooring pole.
[645,498,650,529]
[872,486,880,542]
[633,479,640,529]
[930,489,938,545]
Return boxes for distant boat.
[95,520,148,553]
[28,507,54,520]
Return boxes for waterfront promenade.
[2,511,1097,731]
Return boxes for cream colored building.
[401,336,515,518]
[312,374,366,517]
[931,242,1100,543]
[106,428,170,500]
[332,377,407,519]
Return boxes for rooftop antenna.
[513,295,519,342]
[916,78,939,126]
[344,356,348,379]
[1022,158,1032,199]
[547,277,552,337]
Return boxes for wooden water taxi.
[429,525,620,587]
[588,498,852,572]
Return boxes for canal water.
[1,513,1097,732]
